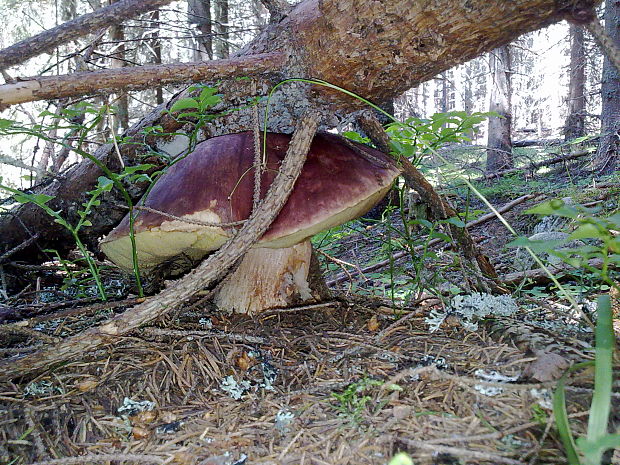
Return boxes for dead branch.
[477,150,590,181]
[585,16,620,74]
[0,52,285,108]
[0,112,319,381]
[327,194,536,287]
[501,258,607,286]
[357,113,501,293]
[0,0,176,71]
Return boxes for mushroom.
[101,131,401,313]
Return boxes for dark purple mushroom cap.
[100,132,401,271]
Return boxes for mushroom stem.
[214,239,327,314]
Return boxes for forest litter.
[0,293,611,464]
[1,182,618,464]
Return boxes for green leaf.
[97,176,114,190]
[525,199,578,218]
[200,94,222,108]
[429,231,452,242]
[570,223,606,240]
[506,237,567,253]
[442,217,466,228]
[16,193,55,206]
[122,164,155,175]
[0,118,14,129]
[388,453,414,465]
[169,98,200,113]
[342,131,369,143]
[81,220,92,227]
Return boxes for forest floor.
[1,153,619,465]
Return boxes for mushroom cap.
[101,131,401,271]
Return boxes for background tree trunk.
[564,23,587,141]
[486,45,514,175]
[150,9,164,105]
[214,0,230,59]
[593,0,620,174]
[189,0,214,61]
[109,0,129,131]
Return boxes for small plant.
[386,111,493,166]
[507,199,619,464]
[0,176,114,300]
[331,377,382,424]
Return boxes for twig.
[139,327,267,344]
[0,112,320,381]
[28,454,166,465]
[20,296,146,326]
[395,437,526,465]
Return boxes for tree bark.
[593,0,620,174]
[0,0,601,262]
[214,0,230,59]
[564,24,587,141]
[189,0,214,61]
[0,0,176,71]
[0,53,285,108]
[109,0,129,131]
[486,45,514,175]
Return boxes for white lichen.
[220,375,251,400]
[426,293,518,332]
[473,369,519,396]
[275,409,295,433]
[117,397,156,416]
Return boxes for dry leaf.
[132,410,158,424]
[75,378,98,392]
[237,351,252,371]
[367,315,380,332]
[132,425,151,440]
[523,350,569,382]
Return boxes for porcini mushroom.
[101,131,400,313]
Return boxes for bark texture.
[0,0,176,71]
[593,0,620,174]
[0,0,601,262]
[564,24,587,141]
[0,53,285,108]
[486,46,513,175]
[189,0,214,61]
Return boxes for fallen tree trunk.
[476,150,591,181]
[501,258,607,285]
[0,0,601,262]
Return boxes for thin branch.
[0,112,320,381]
[0,0,176,71]
[0,52,285,108]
